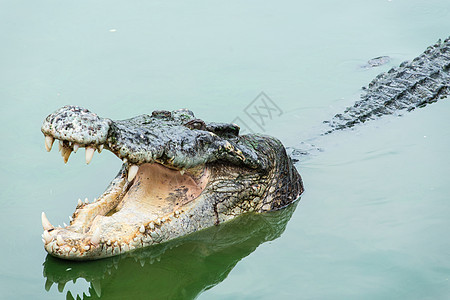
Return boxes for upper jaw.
[105,114,250,170]
[41,105,257,170]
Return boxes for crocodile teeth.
[58,140,63,152]
[91,227,101,245]
[73,143,79,153]
[139,225,145,233]
[85,147,95,164]
[180,170,185,176]
[44,136,54,152]
[128,165,139,182]
[78,198,82,206]
[43,230,52,243]
[56,235,64,246]
[98,144,104,153]
[41,212,53,231]
[62,147,72,163]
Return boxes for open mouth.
[41,135,211,260]
[40,105,303,260]
[38,105,244,261]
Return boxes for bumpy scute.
[41,105,112,145]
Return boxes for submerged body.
[325,38,450,133]
[40,37,449,260]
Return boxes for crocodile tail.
[325,37,450,134]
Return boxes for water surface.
[0,0,449,299]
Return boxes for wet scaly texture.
[40,107,303,260]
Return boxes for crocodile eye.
[184,119,206,131]
[151,110,172,119]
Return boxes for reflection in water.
[42,201,299,299]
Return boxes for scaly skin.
[325,37,450,133]
[41,107,303,260]
[40,38,449,261]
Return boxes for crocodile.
[40,37,449,261]
[40,106,303,260]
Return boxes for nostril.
[41,105,111,145]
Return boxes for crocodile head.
[40,105,303,260]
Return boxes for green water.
[1,1,449,299]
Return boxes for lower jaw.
[43,163,211,260]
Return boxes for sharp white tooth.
[180,170,185,176]
[69,216,73,222]
[62,148,72,163]
[41,239,46,244]
[58,140,63,152]
[73,143,79,153]
[84,245,90,251]
[123,158,128,164]
[85,147,95,164]
[98,144,104,153]
[128,165,139,182]
[44,136,54,152]
[57,235,64,246]
[139,225,145,233]
[63,222,67,227]
[78,198,82,206]
[90,227,101,245]
[41,212,53,231]
[84,198,89,204]
[43,230,52,243]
